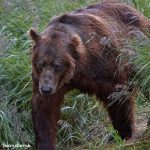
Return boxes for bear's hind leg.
[104,93,135,140]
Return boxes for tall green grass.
[0,0,150,149]
[131,39,150,104]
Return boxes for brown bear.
[29,2,150,150]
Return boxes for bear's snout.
[39,81,57,95]
[40,85,52,95]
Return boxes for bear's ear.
[29,28,40,42]
[68,35,82,59]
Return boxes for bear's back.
[48,2,145,45]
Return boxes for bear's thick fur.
[30,2,150,150]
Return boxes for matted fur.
[30,2,150,150]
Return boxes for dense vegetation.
[0,0,150,149]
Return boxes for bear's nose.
[41,86,52,95]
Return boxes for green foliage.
[132,39,150,103]
[133,0,150,17]
[0,0,33,146]
[0,0,150,149]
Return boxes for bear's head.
[30,28,84,95]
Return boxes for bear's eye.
[53,63,61,71]
[38,61,46,68]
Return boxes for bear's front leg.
[32,93,63,150]
[105,93,135,140]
